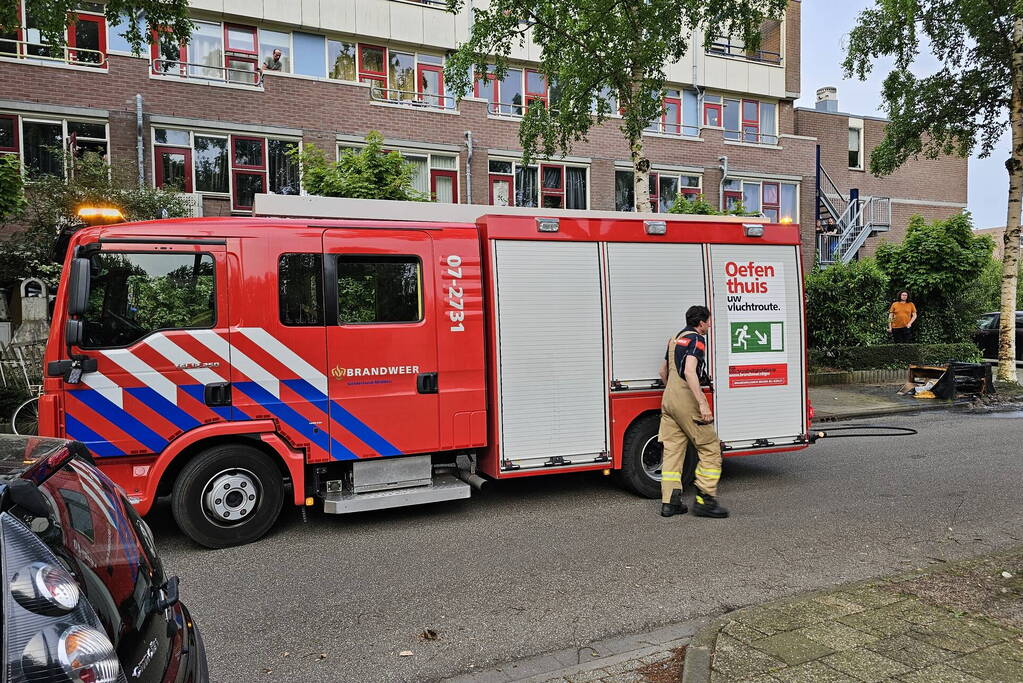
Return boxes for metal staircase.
[815,146,891,265]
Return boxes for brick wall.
[785,1,801,96]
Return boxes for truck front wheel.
[171,444,284,549]
[617,414,696,499]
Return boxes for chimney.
[815,86,839,113]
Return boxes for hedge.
[809,343,982,371]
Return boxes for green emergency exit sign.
[730,321,784,353]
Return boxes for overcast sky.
[796,1,1009,229]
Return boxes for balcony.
[644,121,700,138]
[722,129,779,145]
[0,39,106,68]
[706,36,782,65]
[369,86,457,111]
[150,59,264,88]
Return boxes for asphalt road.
[149,411,1023,682]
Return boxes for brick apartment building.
[0,0,966,265]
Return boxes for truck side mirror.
[65,319,83,348]
[67,258,91,317]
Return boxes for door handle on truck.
[416,373,438,394]
[204,382,232,406]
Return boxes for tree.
[0,154,26,222]
[805,258,891,349]
[443,0,787,212]
[0,151,191,292]
[291,132,429,201]
[0,1,191,55]
[875,213,994,343]
[843,1,1023,382]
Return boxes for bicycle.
[2,340,45,436]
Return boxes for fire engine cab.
[40,196,810,548]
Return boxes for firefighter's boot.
[693,490,729,518]
[660,489,687,517]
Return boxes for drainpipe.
[718,155,728,210]
[464,131,474,204]
[135,94,145,187]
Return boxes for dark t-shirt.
[665,326,710,385]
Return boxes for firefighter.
[657,305,729,519]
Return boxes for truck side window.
[81,252,216,348]
[279,254,324,326]
[337,255,422,324]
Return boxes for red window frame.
[226,55,259,85]
[704,102,722,127]
[742,99,760,143]
[224,24,258,55]
[0,114,19,153]
[489,173,513,206]
[662,93,681,135]
[430,169,458,203]
[68,12,107,68]
[417,63,445,106]
[762,182,779,222]
[474,71,499,107]
[154,146,193,192]
[150,28,187,75]
[524,69,548,109]
[540,163,565,208]
[358,44,386,79]
[231,135,266,171]
[232,170,266,211]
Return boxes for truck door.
[322,229,439,459]
[62,241,230,459]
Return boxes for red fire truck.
[40,196,811,548]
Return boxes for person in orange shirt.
[888,290,918,343]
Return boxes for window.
[259,29,290,73]
[388,51,415,100]
[704,94,722,127]
[475,69,498,108]
[762,182,779,222]
[490,160,586,209]
[723,98,740,141]
[107,11,146,54]
[81,252,216,348]
[615,170,702,212]
[22,118,106,178]
[741,99,759,143]
[475,67,548,116]
[69,12,106,66]
[723,179,742,212]
[193,135,228,193]
[499,68,523,116]
[337,256,422,324]
[760,102,777,144]
[268,139,300,195]
[779,183,797,223]
[525,70,548,109]
[225,25,257,54]
[0,115,18,152]
[402,152,459,203]
[279,254,323,326]
[155,146,191,191]
[417,59,445,107]
[233,171,265,210]
[328,39,356,80]
[592,86,618,115]
[742,181,761,213]
[358,44,387,94]
[1,2,107,67]
[188,21,223,80]
[726,179,798,221]
[294,32,326,78]
[150,28,184,75]
[232,136,265,169]
[849,126,862,168]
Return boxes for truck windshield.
[81,251,216,348]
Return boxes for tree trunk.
[631,135,652,213]
[997,17,1023,384]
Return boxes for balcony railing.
[644,121,700,137]
[817,233,841,266]
[0,39,106,68]
[369,86,457,111]
[151,59,264,87]
[723,129,779,145]
[390,0,446,6]
[707,37,782,65]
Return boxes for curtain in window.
[431,154,457,170]
[615,170,634,212]
[566,167,587,209]
[188,21,223,80]
[658,176,679,212]
[742,182,761,212]
[194,136,228,193]
[514,165,537,206]
[682,90,699,136]
[269,140,300,194]
[404,155,430,194]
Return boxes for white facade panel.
[190,0,224,13]
[493,240,608,468]
[223,0,257,19]
[606,243,706,387]
[263,0,293,25]
[389,2,425,44]
[320,0,357,34]
[300,0,321,30]
[354,0,390,38]
[707,244,806,446]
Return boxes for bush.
[809,342,982,371]
[805,259,890,349]
[291,132,429,201]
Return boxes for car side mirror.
[67,257,91,317]
[65,319,83,348]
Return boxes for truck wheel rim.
[202,468,260,525]
[641,435,663,482]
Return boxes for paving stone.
[771,660,859,683]
[838,610,915,638]
[909,617,1007,654]
[711,634,786,680]
[721,619,770,644]
[563,669,609,682]
[599,672,644,682]
[812,594,868,617]
[776,600,855,627]
[899,663,984,683]
[745,674,782,683]
[873,598,951,626]
[946,642,1023,681]
[750,631,836,666]
[796,621,879,651]
[709,671,737,683]
[864,633,952,668]
[836,586,906,609]
[736,609,811,637]
[820,649,912,682]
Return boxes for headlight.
[10,562,81,615]
[59,625,121,683]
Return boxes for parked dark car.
[0,435,207,682]
[975,311,1023,360]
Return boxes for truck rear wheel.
[171,444,284,549]
[617,414,696,499]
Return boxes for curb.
[811,401,950,423]
[679,546,1023,683]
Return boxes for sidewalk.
[809,383,949,422]
[683,547,1023,683]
